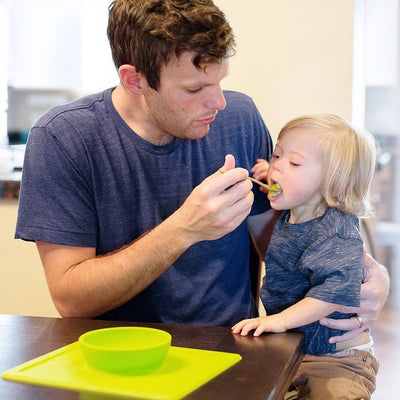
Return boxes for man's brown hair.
[107,0,235,90]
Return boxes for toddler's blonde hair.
[277,114,377,217]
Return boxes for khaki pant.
[284,349,379,400]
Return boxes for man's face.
[140,52,229,144]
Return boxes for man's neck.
[111,84,174,146]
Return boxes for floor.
[371,295,400,399]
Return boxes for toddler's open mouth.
[268,182,282,197]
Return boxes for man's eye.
[290,162,300,167]
[187,87,202,93]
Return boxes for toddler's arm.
[232,297,341,336]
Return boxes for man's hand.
[319,251,390,344]
[174,154,254,245]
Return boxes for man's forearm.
[40,213,192,318]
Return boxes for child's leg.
[286,350,379,400]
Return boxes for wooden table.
[0,314,304,399]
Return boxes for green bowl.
[79,327,172,374]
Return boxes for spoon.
[219,169,281,192]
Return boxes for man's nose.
[205,87,226,110]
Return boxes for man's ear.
[118,64,144,94]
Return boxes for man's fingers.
[320,316,371,344]
[320,315,362,331]
[222,153,235,171]
[327,328,365,344]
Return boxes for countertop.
[0,314,305,400]
[0,145,24,199]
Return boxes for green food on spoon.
[268,183,282,197]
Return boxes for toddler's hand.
[232,314,287,336]
[251,158,269,180]
[251,159,269,193]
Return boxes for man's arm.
[319,251,390,343]
[38,155,254,318]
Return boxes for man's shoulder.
[34,89,111,129]
[223,90,255,105]
[219,90,260,121]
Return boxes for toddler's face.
[267,128,324,222]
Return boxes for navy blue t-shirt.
[16,88,272,326]
[261,208,364,354]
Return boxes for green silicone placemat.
[2,342,241,399]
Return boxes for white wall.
[6,0,356,141]
[364,0,400,135]
[8,0,116,92]
[216,0,355,140]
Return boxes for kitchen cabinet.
[0,1,8,144]
[0,199,59,317]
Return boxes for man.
[16,0,388,340]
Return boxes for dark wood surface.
[0,314,304,400]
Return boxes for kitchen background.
[0,0,399,397]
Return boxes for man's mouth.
[198,114,217,125]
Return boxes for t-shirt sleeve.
[15,125,98,247]
[302,235,363,307]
